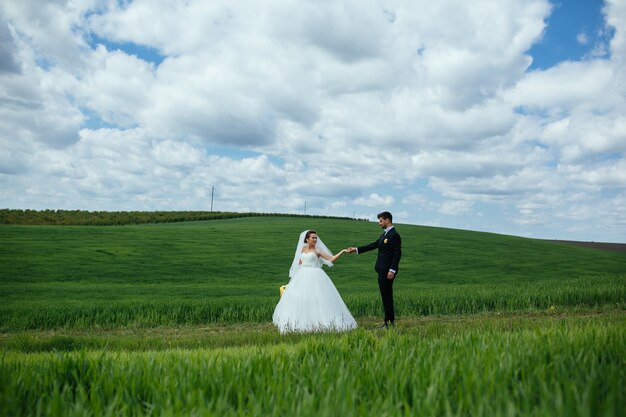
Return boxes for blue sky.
[529,0,612,69]
[88,34,166,66]
[1,0,625,242]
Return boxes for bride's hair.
[304,230,317,243]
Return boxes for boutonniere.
[384,238,388,244]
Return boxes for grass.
[1,216,625,416]
[1,312,624,417]
[1,217,625,330]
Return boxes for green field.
[1,216,625,416]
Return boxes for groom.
[349,211,402,329]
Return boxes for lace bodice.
[300,251,322,268]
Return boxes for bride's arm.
[299,248,304,265]
[319,249,348,263]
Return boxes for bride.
[272,230,357,334]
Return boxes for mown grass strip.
[0,310,622,353]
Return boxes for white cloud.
[354,193,395,208]
[1,1,97,70]
[569,158,626,187]
[0,67,84,147]
[0,20,20,74]
[402,193,438,212]
[606,0,626,60]
[1,0,625,242]
[505,60,615,111]
[152,140,203,168]
[79,45,156,127]
[439,200,473,216]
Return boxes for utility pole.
[304,200,307,215]
[210,186,214,212]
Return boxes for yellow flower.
[279,285,288,296]
[384,238,388,244]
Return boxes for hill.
[546,239,626,253]
[1,216,624,330]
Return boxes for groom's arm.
[389,234,402,272]
[356,240,378,254]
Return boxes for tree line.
[0,209,359,226]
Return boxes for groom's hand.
[387,271,395,280]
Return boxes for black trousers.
[377,272,395,323]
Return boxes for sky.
[0,0,625,243]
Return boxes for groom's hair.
[377,211,392,222]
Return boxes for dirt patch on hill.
[547,240,626,253]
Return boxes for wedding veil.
[288,230,334,278]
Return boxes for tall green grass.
[1,276,623,330]
[1,315,624,417]
[1,217,625,330]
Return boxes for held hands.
[343,247,393,278]
[342,247,393,278]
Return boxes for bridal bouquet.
[279,284,288,297]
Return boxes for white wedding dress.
[272,251,357,334]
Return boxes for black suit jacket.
[357,227,402,275]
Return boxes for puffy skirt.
[272,266,357,334]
